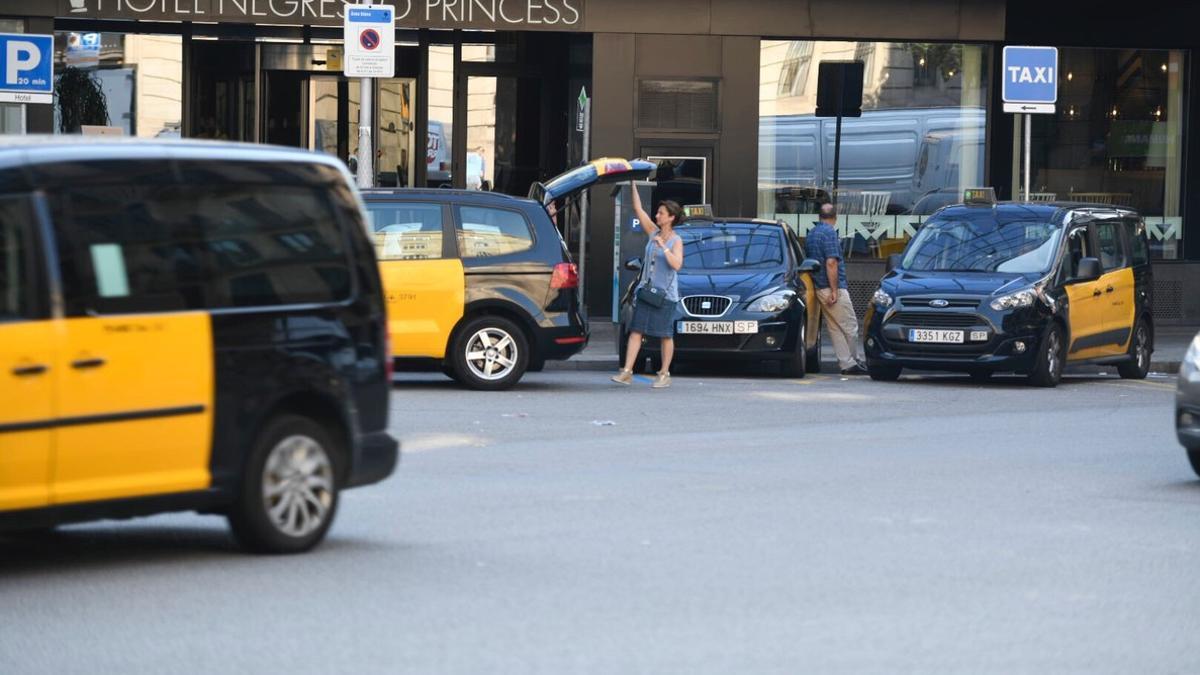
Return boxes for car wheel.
[1027,323,1065,388]
[782,322,807,378]
[228,414,340,554]
[1189,449,1200,478]
[451,316,529,391]
[968,369,993,382]
[868,363,902,381]
[805,319,822,374]
[1117,319,1150,380]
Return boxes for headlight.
[747,292,793,313]
[872,289,893,308]
[989,288,1038,311]
[1183,335,1200,383]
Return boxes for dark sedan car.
[618,218,822,376]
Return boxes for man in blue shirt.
[808,203,867,375]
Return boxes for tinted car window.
[902,212,1061,274]
[1128,219,1150,267]
[0,197,31,321]
[1062,226,1092,279]
[55,180,350,314]
[366,202,444,260]
[456,206,533,258]
[1095,221,1127,271]
[680,226,786,270]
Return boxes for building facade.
[2,1,1196,321]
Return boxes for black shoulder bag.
[636,238,672,309]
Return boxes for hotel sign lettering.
[59,0,585,30]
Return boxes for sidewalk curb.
[545,358,1182,375]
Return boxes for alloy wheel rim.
[1047,331,1061,376]
[262,434,334,538]
[1136,325,1148,370]
[466,328,517,381]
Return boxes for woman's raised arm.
[628,180,656,237]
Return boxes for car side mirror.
[886,254,902,273]
[624,257,643,272]
[1075,257,1102,282]
[797,258,821,274]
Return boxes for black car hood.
[677,270,785,300]
[884,270,1035,297]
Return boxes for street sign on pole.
[0,33,54,105]
[1003,46,1058,201]
[1002,46,1058,114]
[343,4,395,78]
[814,60,865,207]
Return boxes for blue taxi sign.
[1002,46,1057,114]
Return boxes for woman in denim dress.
[611,183,684,388]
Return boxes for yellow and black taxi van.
[362,158,653,390]
[0,138,397,553]
[865,191,1153,387]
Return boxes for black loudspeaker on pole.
[815,61,865,208]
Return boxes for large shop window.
[52,32,182,138]
[759,40,990,258]
[1021,48,1185,260]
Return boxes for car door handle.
[1105,286,1115,294]
[71,358,106,370]
[11,364,48,377]
[1092,289,1102,297]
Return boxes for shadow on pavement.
[0,522,393,576]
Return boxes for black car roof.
[931,201,1139,223]
[0,135,348,173]
[362,187,540,207]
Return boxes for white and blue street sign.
[0,33,53,105]
[1002,46,1058,114]
[343,4,395,78]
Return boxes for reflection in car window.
[367,202,444,260]
[680,226,785,270]
[0,198,30,321]
[1095,221,1127,270]
[902,215,1061,274]
[456,206,533,258]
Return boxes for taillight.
[551,262,579,290]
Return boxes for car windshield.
[901,213,1062,273]
[680,225,786,271]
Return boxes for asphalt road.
[2,368,1195,674]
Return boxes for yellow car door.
[47,181,215,506]
[1094,221,1136,356]
[52,313,215,505]
[0,197,55,511]
[366,200,464,358]
[1062,226,1110,362]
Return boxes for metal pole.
[832,113,843,207]
[578,97,591,306]
[355,0,373,189]
[1023,113,1031,201]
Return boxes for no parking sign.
[343,5,394,78]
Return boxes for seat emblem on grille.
[701,301,712,309]
[929,299,950,308]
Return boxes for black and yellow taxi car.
[363,158,653,390]
[618,217,824,376]
[865,190,1153,387]
[0,138,397,552]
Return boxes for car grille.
[683,295,731,317]
[900,297,980,309]
[674,334,742,349]
[888,311,980,329]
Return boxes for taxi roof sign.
[964,187,996,205]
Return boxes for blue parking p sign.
[1002,46,1057,114]
[0,33,54,105]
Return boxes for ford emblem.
[929,299,950,308]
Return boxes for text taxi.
[865,189,1152,386]
[0,138,397,552]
